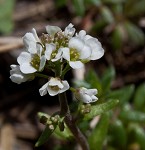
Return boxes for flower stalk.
[58,92,90,150]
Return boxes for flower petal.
[79,44,91,59]
[10,64,34,84]
[39,82,49,96]
[39,55,46,71]
[48,78,63,89]
[64,23,75,37]
[82,94,92,103]
[69,61,84,69]
[86,38,104,60]
[20,63,37,74]
[86,89,98,96]
[69,37,84,52]
[32,28,40,42]
[62,47,70,61]
[23,33,37,53]
[91,95,98,101]
[17,52,32,65]
[47,86,60,96]
[45,43,56,60]
[77,30,86,39]
[59,81,70,93]
[46,25,61,36]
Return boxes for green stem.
[56,62,89,150]
[58,93,90,150]
[61,63,71,78]
[35,73,49,79]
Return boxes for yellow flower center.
[70,48,80,61]
[50,85,60,91]
[30,54,40,70]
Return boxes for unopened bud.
[47,120,52,125]
[39,116,48,125]
[49,124,54,130]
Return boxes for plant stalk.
[58,93,90,150]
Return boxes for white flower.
[63,23,75,38]
[76,30,104,60]
[23,28,40,54]
[39,77,69,96]
[10,65,34,84]
[60,37,91,69]
[74,87,98,103]
[18,28,46,74]
[17,48,46,74]
[46,23,75,38]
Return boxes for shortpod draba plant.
[10,23,106,150]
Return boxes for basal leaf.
[101,66,115,94]
[124,21,145,45]
[111,25,124,50]
[85,69,102,96]
[120,110,145,123]
[72,0,85,16]
[107,84,135,105]
[88,113,109,150]
[0,0,15,34]
[124,0,145,17]
[133,83,145,110]
[100,6,114,24]
[109,120,127,149]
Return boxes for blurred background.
[0,0,145,150]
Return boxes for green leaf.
[120,110,145,123]
[72,0,85,16]
[128,124,145,149]
[124,21,145,45]
[124,0,145,17]
[101,66,115,94]
[88,113,109,150]
[135,126,145,149]
[102,0,125,4]
[85,69,102,96]
[100,6,114,24]
[133,83,145,111]
[87,0,102,6]
[35,125,57,147]
[84,99,119,120]
[107,84,135,105]
[111,25,124,50]
[0,0,15,34]
[55,0,66,8]
[109,120,127,149]
[92,19,108,33]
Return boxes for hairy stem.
[58,93,90,150]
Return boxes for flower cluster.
[10,23,104,103]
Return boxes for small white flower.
[17,48,46,74]
[39,77,69,96]
[46,23,75,39]
[64,23,75,38]
[76,30,104,60]
[10,65,34,84]
[60,37,91,69]
[74,87,98,103]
